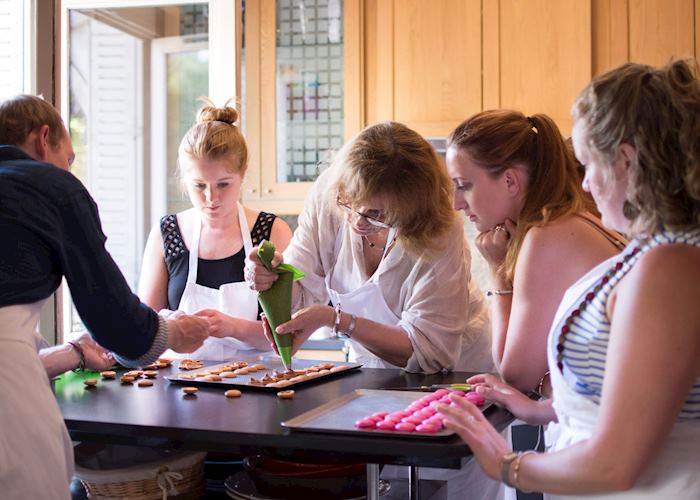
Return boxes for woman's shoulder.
[514,214,610,277]
[158,211,192,258]
[159,208,195,232]
[525,212,607,249]
[242,206,274,222]
[616,235,700,317]
[635,236,700,276]
[248,208,276,240]
[415,218,466,262]
[244,207,293,248]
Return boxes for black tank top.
[160,212,276,310]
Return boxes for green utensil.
[256,240,305,369]
[379,383,473,392]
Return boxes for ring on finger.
[494,224,505,232]
[467,415,476,423]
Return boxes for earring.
[622,200,639,220]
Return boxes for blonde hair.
[573,59,700,236]
[332,121,457,256]
[178,97,247,177]
[447,110,595,283]
[0,94,66,148]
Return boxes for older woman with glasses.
[247,121,500,500]
[247,121,492,374]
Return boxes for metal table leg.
[367,463,380,500]
[409,465,420,500]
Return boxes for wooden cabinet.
[366,0,700,139]
[484,0,592,133]
[365,0,482,137]
[242,0,363,214]
[245,0,700,213]
[593,0,698,74]
[366,0,592,136]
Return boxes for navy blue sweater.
[0,145,158,359]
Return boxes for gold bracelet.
[486,289,514,297]
[500,451,518,486]
[513,450,537,493]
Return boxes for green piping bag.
[256,240,305,369]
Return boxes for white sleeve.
[397,221,485,373]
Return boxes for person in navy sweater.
[0,94,210,500]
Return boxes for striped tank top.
[561,228,700,420]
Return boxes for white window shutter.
[85,20,142,290]
[0,0,25,99]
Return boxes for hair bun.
[196,97,239,125]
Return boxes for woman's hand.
[467,373,552,424]
[245,247,282,291]
[261,305,334,354]
[475,218,516,271]
[262,314,310,355]
[74,333,115,371]
[194,309,236,338]
[437,394,511,481]
[166,314,210,352]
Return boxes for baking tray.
[166,358,362,392]
[282,389,490,439]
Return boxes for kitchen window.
[59,0,236,339]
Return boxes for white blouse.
[284,168,492,373]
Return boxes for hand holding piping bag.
[255,240,305,370]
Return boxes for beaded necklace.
[555,245,641,372]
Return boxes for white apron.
[544,264,700,500]
[325,224,504,500]
[0,301,74,500]
[326,225,400,369]
[168,203,262,362]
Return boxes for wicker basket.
[74,444,206,500]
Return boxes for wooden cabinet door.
[365,0,482,137]
[593,0,698,76]
[483,0,592,135]
[629,0,695,67]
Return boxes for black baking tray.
[282,389,490,439]
[166,358,362,391]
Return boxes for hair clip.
[526,116,538,134]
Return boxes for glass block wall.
[276,0,344,183]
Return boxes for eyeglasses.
[336,196,392,229]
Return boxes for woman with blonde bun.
[139,99,292,361]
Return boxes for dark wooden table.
[55,357,513,498]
